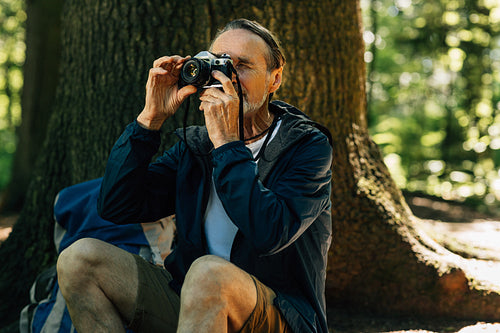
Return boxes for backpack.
[19,178,175,333]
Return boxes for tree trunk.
[0,0,278,326]
[1,0,64,213]
[1,0,500,329]
[321,1,500,320]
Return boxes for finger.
[199,101,216,113]
[201,87,238,110]
[199,93,227,110]
[153,55,182,68]
[211,70,237,96]
[199,100,214,111]
[198,96,221,108]
[153,55,190,69]
[149,67,168,76]
[198,94,221,108]
[199,92,231,110]
[153,56,174,68]
[200,87,225,98]
[178,85,197,101]
[147,67,169,84]
[198,92,216,100]
[200,87,232,103]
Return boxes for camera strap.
[228,63,245,142]
[249,114,279,162]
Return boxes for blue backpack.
[19,178,175,333]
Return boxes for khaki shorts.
[128,254,292,333]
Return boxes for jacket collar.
[257,101,332,181]
[174,100,331,181]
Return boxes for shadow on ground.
[327,193,500,333]
[328,305,500,333]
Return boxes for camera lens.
[180,58,210,87]
[185,63,199,78]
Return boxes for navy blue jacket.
[98,101,333,333]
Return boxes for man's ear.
[268,67,283,94]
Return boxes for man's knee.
[182,255,250,305]
[185,255,233,287]
[180,255,257,331]
[57,238,108,288]
[180,255,229,315]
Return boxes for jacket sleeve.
[97,121,180,224]
[211,130,332,255]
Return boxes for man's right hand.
[137,56,197,131]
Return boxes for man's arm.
[98,55,197,223]
[97,121,184,224]
[212,131,332,255]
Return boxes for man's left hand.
[199,70,240,148]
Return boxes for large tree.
[325,0,500,320]
[1,0,500,330]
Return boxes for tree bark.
[1,0,500,329]
[321,0,500,320]
[0,0,269,326]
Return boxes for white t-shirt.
[204,120,282,260]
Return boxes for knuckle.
[153,57,164,67]
[150,67,161,75]
[211,100,222,110]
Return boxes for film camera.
[178,51,233,88]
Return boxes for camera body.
[179,51,233,89]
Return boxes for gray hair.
[212,19,286,71]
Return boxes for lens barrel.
[180,58,211,87]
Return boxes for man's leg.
[177,255,257,333]
[57,238,138,333]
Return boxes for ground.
[327,193,500,333]
[1,193,500,332]
[328,306,500,333]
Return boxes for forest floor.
[1,193,500,332]
[328,193,500,333]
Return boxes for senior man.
[57,18,333,333]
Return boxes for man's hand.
[137,56,197,131]
[199,70,240,148]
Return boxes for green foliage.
[362,0,500,213]
[1,0,499,213]
[0,129,14,188]
[0,0,25,190]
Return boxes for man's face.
[210,29,282,116]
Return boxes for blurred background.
[362,0,500,214]
[0,0,24,196]
[1,0,500,215]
